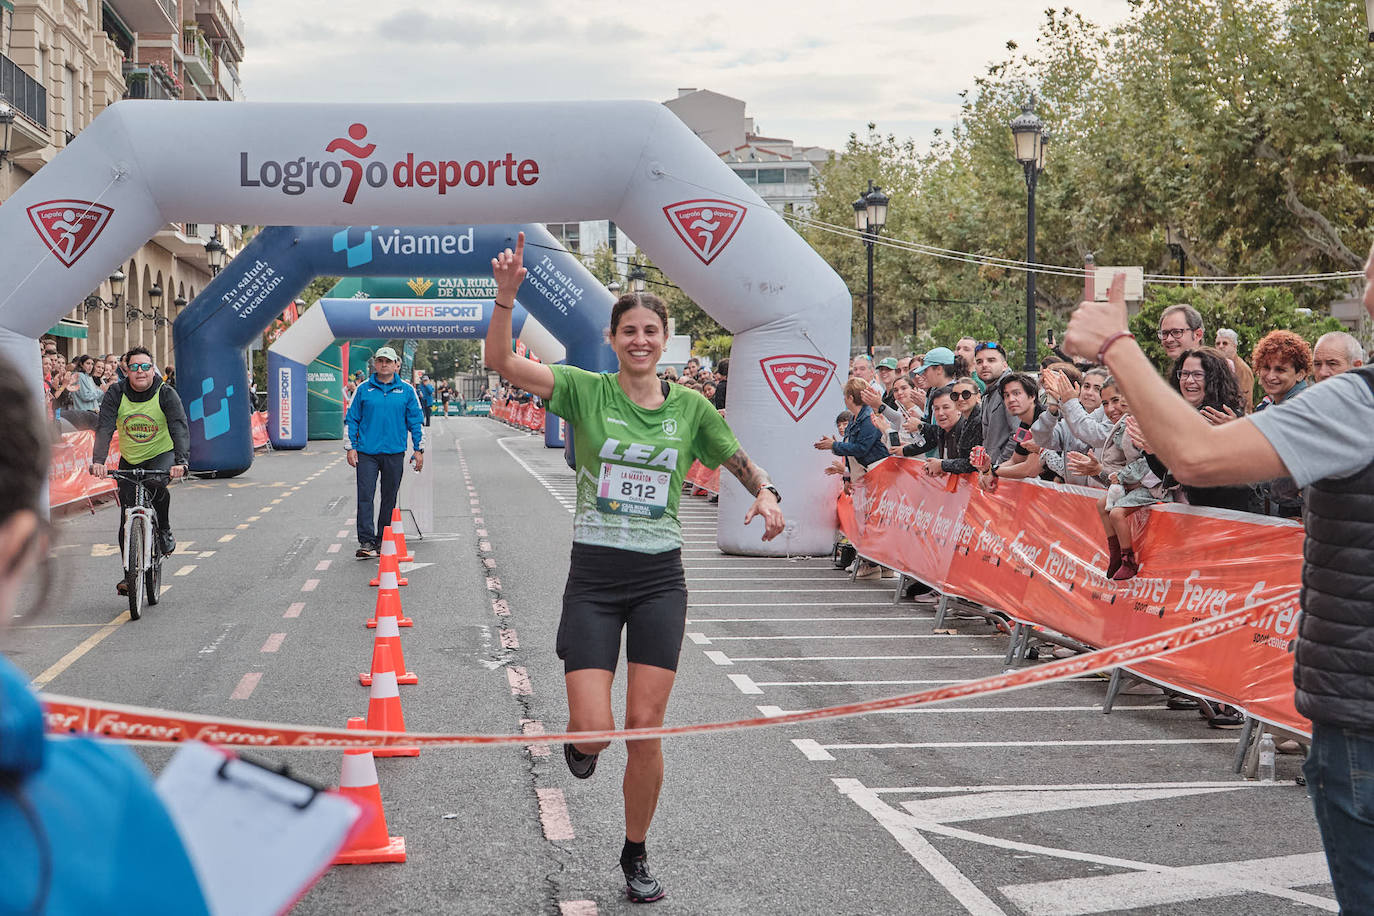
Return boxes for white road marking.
[728,654,989,661]
[727,673,762,694]
[687,602,896,607]
[687,616,930,623]
[792,739,834,761]
[834,778,1006,915]
[703,634,998,640]
[756,679,958,687]
[762,704,1170,717]
[702,651,733,666]
[999,854,1334,915]
[805,739,1236,754]
[175,565,196,576]
[686,632,711,645]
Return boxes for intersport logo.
[370,302,482,322]
[27,200,113,268]
[760,354,835,422]
[239,123,541,205]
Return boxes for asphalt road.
[11,415,1336,915]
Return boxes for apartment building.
[664,88,830,217]
[0,0,246,364]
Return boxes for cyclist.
[485,233,784,904]
[89,346,189,594]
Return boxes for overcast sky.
[236,1,1132,152]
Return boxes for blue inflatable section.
[266,298,530,449]
[172,223,615,474]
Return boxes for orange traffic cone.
[390,508,413,563]
[369,528,408,588]
[365,555,413,628]
[333,717,406,865]
[365,644,419,757]
[361,607,418,686]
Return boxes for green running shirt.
[547,365,741,554]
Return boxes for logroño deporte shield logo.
[663,199,745,265]
[760,354,836,422]
[27,200,114,268]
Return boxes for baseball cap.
[374,346,400,362]
[918,347,956,372]
[876,358,899,370]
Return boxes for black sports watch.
[761,484,781,504]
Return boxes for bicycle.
[105,468,171,620]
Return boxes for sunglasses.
[952,389,976,400]
[127,362,155,372]
[973,341,1001,354]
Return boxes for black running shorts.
[557,542,688,673]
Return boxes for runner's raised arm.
[484,231,554,399]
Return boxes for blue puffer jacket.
[830,405,889,468]
[0,655,209,914]
[345,374,424,454]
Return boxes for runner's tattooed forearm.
[724,448,771,496]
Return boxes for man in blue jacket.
[418,374,435,427]
[345,347,424,558]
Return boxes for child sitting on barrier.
[1093,387,1172,580]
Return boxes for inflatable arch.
[0,100,850,555]
[172,222,611,472]
[268,297,564,448]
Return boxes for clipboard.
[156,741,362,916]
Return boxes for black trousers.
[116,451,174,550]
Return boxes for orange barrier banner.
[685,460,721,494]
[839,460,1308,735]
[251,411,269,449]
[41,589,1282,750]
[50,430,119,509]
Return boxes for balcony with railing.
[181,27,214,86]
[122,67,176,101]
[105,0,177,33]
[0,51,50,157]
[197,0,244,62]
[216,59,242,101]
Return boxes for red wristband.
[1096,331,1135,365]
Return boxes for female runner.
[485,233,785,903]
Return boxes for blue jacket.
[418,381,435,407]
[831,405,889,467]
[0,656,209,914]
[345,374,424,454]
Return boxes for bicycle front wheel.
[127,518,145,620]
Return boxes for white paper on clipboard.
[155,741,361,916]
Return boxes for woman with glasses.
[88,346,189,594]
[902,382,984,477]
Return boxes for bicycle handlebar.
[105,468,173,481]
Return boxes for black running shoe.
[622,854,665,903]
[355,543,379,560]
[158,529,176,556]
[563,743,598,779]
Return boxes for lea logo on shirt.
[598,438,678,470]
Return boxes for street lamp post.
[1010,100,1048,371]
[205,233,227,277]
[628,262,647,294]
[852,182,889,356]
[1165,226,1187,287]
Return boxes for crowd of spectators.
[37,336,143,435]
[819,314,1367,729]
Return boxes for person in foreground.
[89,346,189,593]
[484,233,785,904]
[0,356,209,913]
[1064,260,1374,914]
